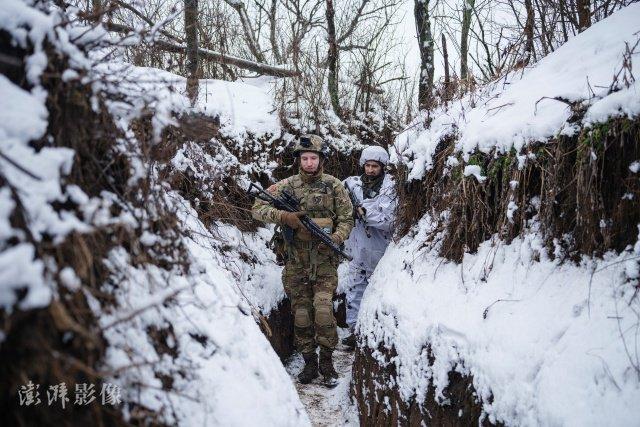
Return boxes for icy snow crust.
[394,4,640,181]
[359,218,640,426]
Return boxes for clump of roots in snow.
[395,117,640,262]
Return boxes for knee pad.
[294,307,312,328]
[315,306,334,327]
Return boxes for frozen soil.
[285,328,359,427]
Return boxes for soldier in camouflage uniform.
[252,134,353,387]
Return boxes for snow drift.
[0,1,308,425]
[355,5,640,426]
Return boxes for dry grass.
[395,118,640,262]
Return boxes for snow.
[5,0,637,424]
[358,215,640,426]
[198,78,281,140]
[0,244,48,311]
[1,1,304,424]
[95,63,281,143]
[394,4,640,180]
[463,164,486,182]
[0,68,88,312]
[99,223,310,426]
[358,10,640,422]
[0,75,48,142]
[217,225,286,315]
[86,63,303,422]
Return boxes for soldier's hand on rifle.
[329,234,342,244]
[266,184,278,194]
[280,211,306,229]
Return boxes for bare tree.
[460,0,475,82]
[185,0,199,104]
[326,0,341,118]
[415,0,435,110]
[223,0,267,62]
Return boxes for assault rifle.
[344,182,371,238]
[247,183,353,261]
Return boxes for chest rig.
[283,174,337,281]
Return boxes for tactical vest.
[281,174,337,241]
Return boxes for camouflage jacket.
[252,171,354,244]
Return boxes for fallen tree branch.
[103,22,299,78]
[155,38,300,78]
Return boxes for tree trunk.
[185,0,199,104]
[269,0,282,63]
[415,0,434,110]
[577,0,591,32]
[523,0,535,65]
[442,33,451,102]
[460,0,475,82]
[326,0,341,118]
[91,0,102,22]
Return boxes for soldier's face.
[300,152,320,173]
[364,161,382,176]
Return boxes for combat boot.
[319,348,339,388]
[298,352,318,384]
[341,333,356,350]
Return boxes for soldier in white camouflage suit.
[342,145,396,349]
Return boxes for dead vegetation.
[395,117,640,262]
[352,343,499,426]
[2,38,133,426]
[0,21,238,425]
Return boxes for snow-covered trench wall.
[0,2,309,425]
[352,6,640,426]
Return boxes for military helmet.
[293,134,329,157]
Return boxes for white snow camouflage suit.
[343,171,396,327]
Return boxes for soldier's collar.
[299,166,323,183]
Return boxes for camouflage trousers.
[283,241,338,354]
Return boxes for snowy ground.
[286,328,359,427]
[353,6,640,425]
[358,218,640,426]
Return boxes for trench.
[285,329,359,426]
[262,287,359,425]
[261,285,493,427]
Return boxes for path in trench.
[285,328,359,426]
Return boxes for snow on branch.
[155,38,300,78]
[102,21,299,78]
